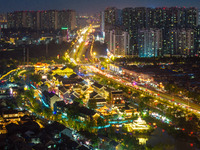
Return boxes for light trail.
[0,68,18,80]
[89,65,200,117]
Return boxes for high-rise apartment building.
[100,11,105,33]
[7,11,40,29]
[122,7,198,32]
[40,10,58,30]
[167,28,194,56]
[194,26,200,55]
[100,11,105,40]
[0,25,1,39]
[138,29,162,57]
[105,28,129,56]
[186,7,198,28]
[7,10,77,31]
[122,8,134,34]
[120,7,199,56]
[58,10,69,29]
[67,10,76,30]
[104,7,122,27]
[57,10,76,30]
[0,14,7,38]
[198,9,200,25]
[0,13,7,29]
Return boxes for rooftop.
[92,82,104,89]
[90,91,98,99]
[43,91,57,98]
[111,90,123,94]
[69,73,78,79]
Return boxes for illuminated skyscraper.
[122,8,134,34]
[138,29,162,57]
[7,12,15,28]
[106,28,129,56]
[57,10,76,30]
[104,7,122,27]
[195,26,200,55]
[7,10,77,31]
[0,26,1,39]
[120,7,198,56]
[185,7,198,28]
[198,9,200,25]
[167,28,194,56]
[0,13,7,29]
[100,11,105,40]
[40,10,58,30]
[100,12,105,32]
[58,10,69,29]
[7,11,40,29]
[67,10,76,30]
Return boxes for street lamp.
[93,52,96,56]
[65,52,69,58]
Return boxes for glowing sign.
[61,27,68,30]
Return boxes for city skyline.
[0,0,199,14]
[0,0,200,149]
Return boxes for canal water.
[146,127,200,150]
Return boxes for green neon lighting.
[61,27,68,30]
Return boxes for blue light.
[94,124,110,129]
[30,84,49,108]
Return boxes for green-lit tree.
[74,98,83,104]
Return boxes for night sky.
[0,0,199,14]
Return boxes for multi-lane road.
[88,65,200,117]
[70,26,200,118]
[69,26,93,63]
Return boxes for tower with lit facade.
[7,9,77,31]
[166,28,194,56]
[138,29,162,57]
[106,28,129,56]
[104,7,122,27]
[40,10,58,30]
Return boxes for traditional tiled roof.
[59,86,67,93]
[92,82,104,89]
[111,90,123,94]
[69,73,78,79]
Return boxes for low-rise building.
[110,90,125,107]
[52,66,74,76]
[89,91,107,107]
[58,86,72,100]
[42,91,61,108]
[96,105,110,116]
[1,109,28,122]
[92,82,109,98]
[34,62,50,73]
